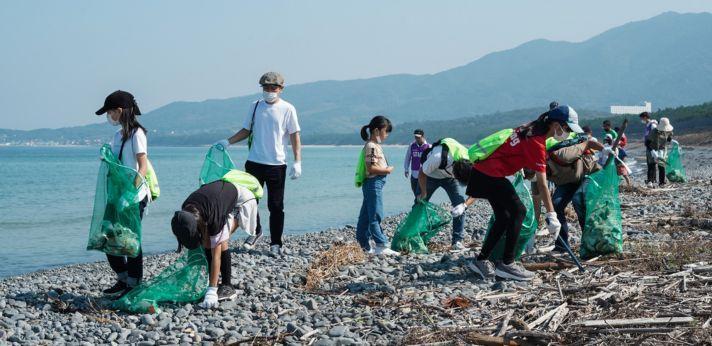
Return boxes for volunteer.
[404,129,431,198]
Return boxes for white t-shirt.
[421,146,454,180]
[110,128,149,201]
[242,99,300,166]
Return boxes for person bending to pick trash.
[453,105,584,281]
[417,137,470,251]
[171,179,258,308]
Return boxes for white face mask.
[641,119,648,125]
[106,114,120,126]
[554,124,569,141]
[374,130,382,144]
[263,91,279,103]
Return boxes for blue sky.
[1,0,711,130]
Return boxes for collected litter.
[391,200,452,254]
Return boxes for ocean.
[0,145,448,277]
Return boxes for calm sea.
[0,145,448,277]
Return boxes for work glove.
[199,286,219,309]
[451,203,467,218]
[650,150,659,162]
[404,171,409,178]
[289,161,302,180]
[545,212,561,238]
[603,147,614,155]
[214,139,230,150]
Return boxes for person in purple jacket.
[404,129,431,198]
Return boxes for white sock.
[117,271,128,283]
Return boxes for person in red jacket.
[453,105,583,281]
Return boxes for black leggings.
[204,248,232,286]
[245,160,287,246]
[106,198,147,281]
[467,169,526,264]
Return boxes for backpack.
[547,142,600,186]
[420,138,469,170]
[119,133,160,201]
[649,128,672,150]
[221,170,264,200]
[467,129,514,163]
[354,149,367,188]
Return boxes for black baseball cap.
[95,90,142,115]
[413,129,425,137]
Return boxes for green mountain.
[2,11,712,145]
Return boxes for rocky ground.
[1,146,711,345]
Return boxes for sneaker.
[451,241,466,251]
[364,248,375,255]
[465,259,495,279]
[217,285,237,301]
[646,181,655,188]
[243,229,263,249]
[495,261,535,281]
[270,244,282,255]
[103,280,127,295]
[374,246,400,256]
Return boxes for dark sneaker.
[115,286,135,299]
[217,285,237,301]
[465,259,496,279]
[103,280,127,295]
[495,262,535,281]
[243,229,263,249]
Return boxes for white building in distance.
[610,101,652,115]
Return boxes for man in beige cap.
[216,71,302,255]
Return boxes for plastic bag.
[391,200,452,254]
[580,159,623,259]
[666,140,686,183]
[87,144,143,257]
[113,248,209,314]
[484,172,538,260]
[199,144,236,186]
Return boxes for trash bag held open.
[199,144,236,186]
[391,200,452,254]
[580,158,623,259]
[484,172,538,261]
[87,144,144,257]
[113,248,209,314]
[666,140,686,183]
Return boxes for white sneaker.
[374,246,400,256]
[646,182,655,188]
[451,241,466,251]
[270,245,282,255]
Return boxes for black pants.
[106,198,147,281]
[646,163,666,185]
[245,161,287,246]
[467,169,526,264]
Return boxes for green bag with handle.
[467,129,514,163]
[199,144,236,186]
[665,140,686,183]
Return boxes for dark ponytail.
[452,159,473,185]
[360,115,393,141]
[516,112,552,139]
[120,106,147,141]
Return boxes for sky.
[1,1,711,130]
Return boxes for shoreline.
[1,148,710,344]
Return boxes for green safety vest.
[221,170,264,200]
[545,132,577,150]
[467,129,514,162]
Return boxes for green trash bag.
[87,144,143,258]
[580,159,623,259]
[391,200,452,254]
[113,248,209,314]
[199,144,236,185]
[666,140,686,183]
[484,172,538,261]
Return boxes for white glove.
[404,171,410,178]
[451,203,467,217]
[214,139,230,149]
[289,161,302,180]
[650,150,659,160]
[545,212,561,238]
[603,147,614,155]
[199,287,219,309]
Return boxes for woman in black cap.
[95,90,150,297]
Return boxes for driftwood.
[575,316,695,328]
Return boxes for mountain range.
[2,11,712,145]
